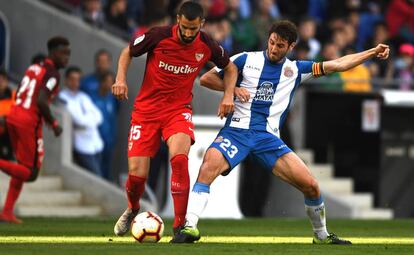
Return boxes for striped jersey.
[216,51,324,138]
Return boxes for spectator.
[0,70,14,160]
[90,71,119,180]
[204,16,234,54]
[75,0,105,27]
[252,0,278,50]
[59,66,104,177]
[133,10,170,38]
[104,0,130,32]
[388,43,414,90]
[298,17,321,60]
[80,49,112,98]
[293,40,311,60]
[227,0,259,53]
[386,0,414,43]
[365,22,392,79]
[315,42,344,90]
[340,47,372,92]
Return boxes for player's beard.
[178,28,198,44]
[267,48,286,63]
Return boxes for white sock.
[305,197,329,240]
[185,182,210,228]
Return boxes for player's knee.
[26,169,39,182]
[198,160,221,183]
[302,179,320,198]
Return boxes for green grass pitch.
[0,218,413,255]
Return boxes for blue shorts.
[209,127,292,173]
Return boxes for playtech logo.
[158,61,198,74]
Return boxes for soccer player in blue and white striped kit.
[171,20,389,244]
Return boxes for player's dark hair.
[268,20,298,45]
[178,1,204,20]
[65,66,82,78]
[47,36,70,52]
[31,53,46,64]
[95,49,112,62]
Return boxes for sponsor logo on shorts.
[182,113,192,121]
[128,141,133,151]
[158,61,198,74]
[232,117,240,122]
[214,136,224,143]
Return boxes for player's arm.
[218,61,238,118]
[200,68,250,103]
[323,44,389,74]
[112,46,131,101]
[37,88,62,136]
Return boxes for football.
[131,211,164,243]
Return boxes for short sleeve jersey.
[129,24,230,116]
[215,51,324,138]
[8,58,60,128]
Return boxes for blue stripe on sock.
[192,182,210,194]
[304,196,324,206]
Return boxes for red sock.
[125,174,146,211]
[170,154,190,229]
[0,159,31,181]
[2,177,24,216]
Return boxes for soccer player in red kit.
[0,37,70,223]
[112,1,237,238]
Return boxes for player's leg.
[114,156,150,236]
[165,132,191,232]
[0,122,31,180]
[0,178,24,224]
[114,117,160,236]
[170,147,230,243]
[272,152,351,244]
[171,129,249,243]
[0,123,42,224]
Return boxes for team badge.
[284,66,294,77]
[214,136,224,143]
[195,53,204,62]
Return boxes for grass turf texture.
[0,218,413,255]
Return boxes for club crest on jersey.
[214,136,224,143]
[195,53,204,62]
[254,81,274,102]
[283,66,294,77]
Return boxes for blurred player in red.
[0,37,70,223]
[112,1,237,238]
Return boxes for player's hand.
[374,44,390,60]
[53,125,63,137]
[235,87,250,103]
[112,81,129,100]
[217,94,234,119]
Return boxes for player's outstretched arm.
[112,46,131,100]
[323,44,390,74]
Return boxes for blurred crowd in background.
[56,0,414,92]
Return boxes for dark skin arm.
[37,88,62,136]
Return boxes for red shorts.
[7,119,44,170]
[128,108,195,157]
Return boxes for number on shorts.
[129,125,141,141]
[219,138,239,158]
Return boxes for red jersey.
[129,24,230,116]
[8,58,60,128]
